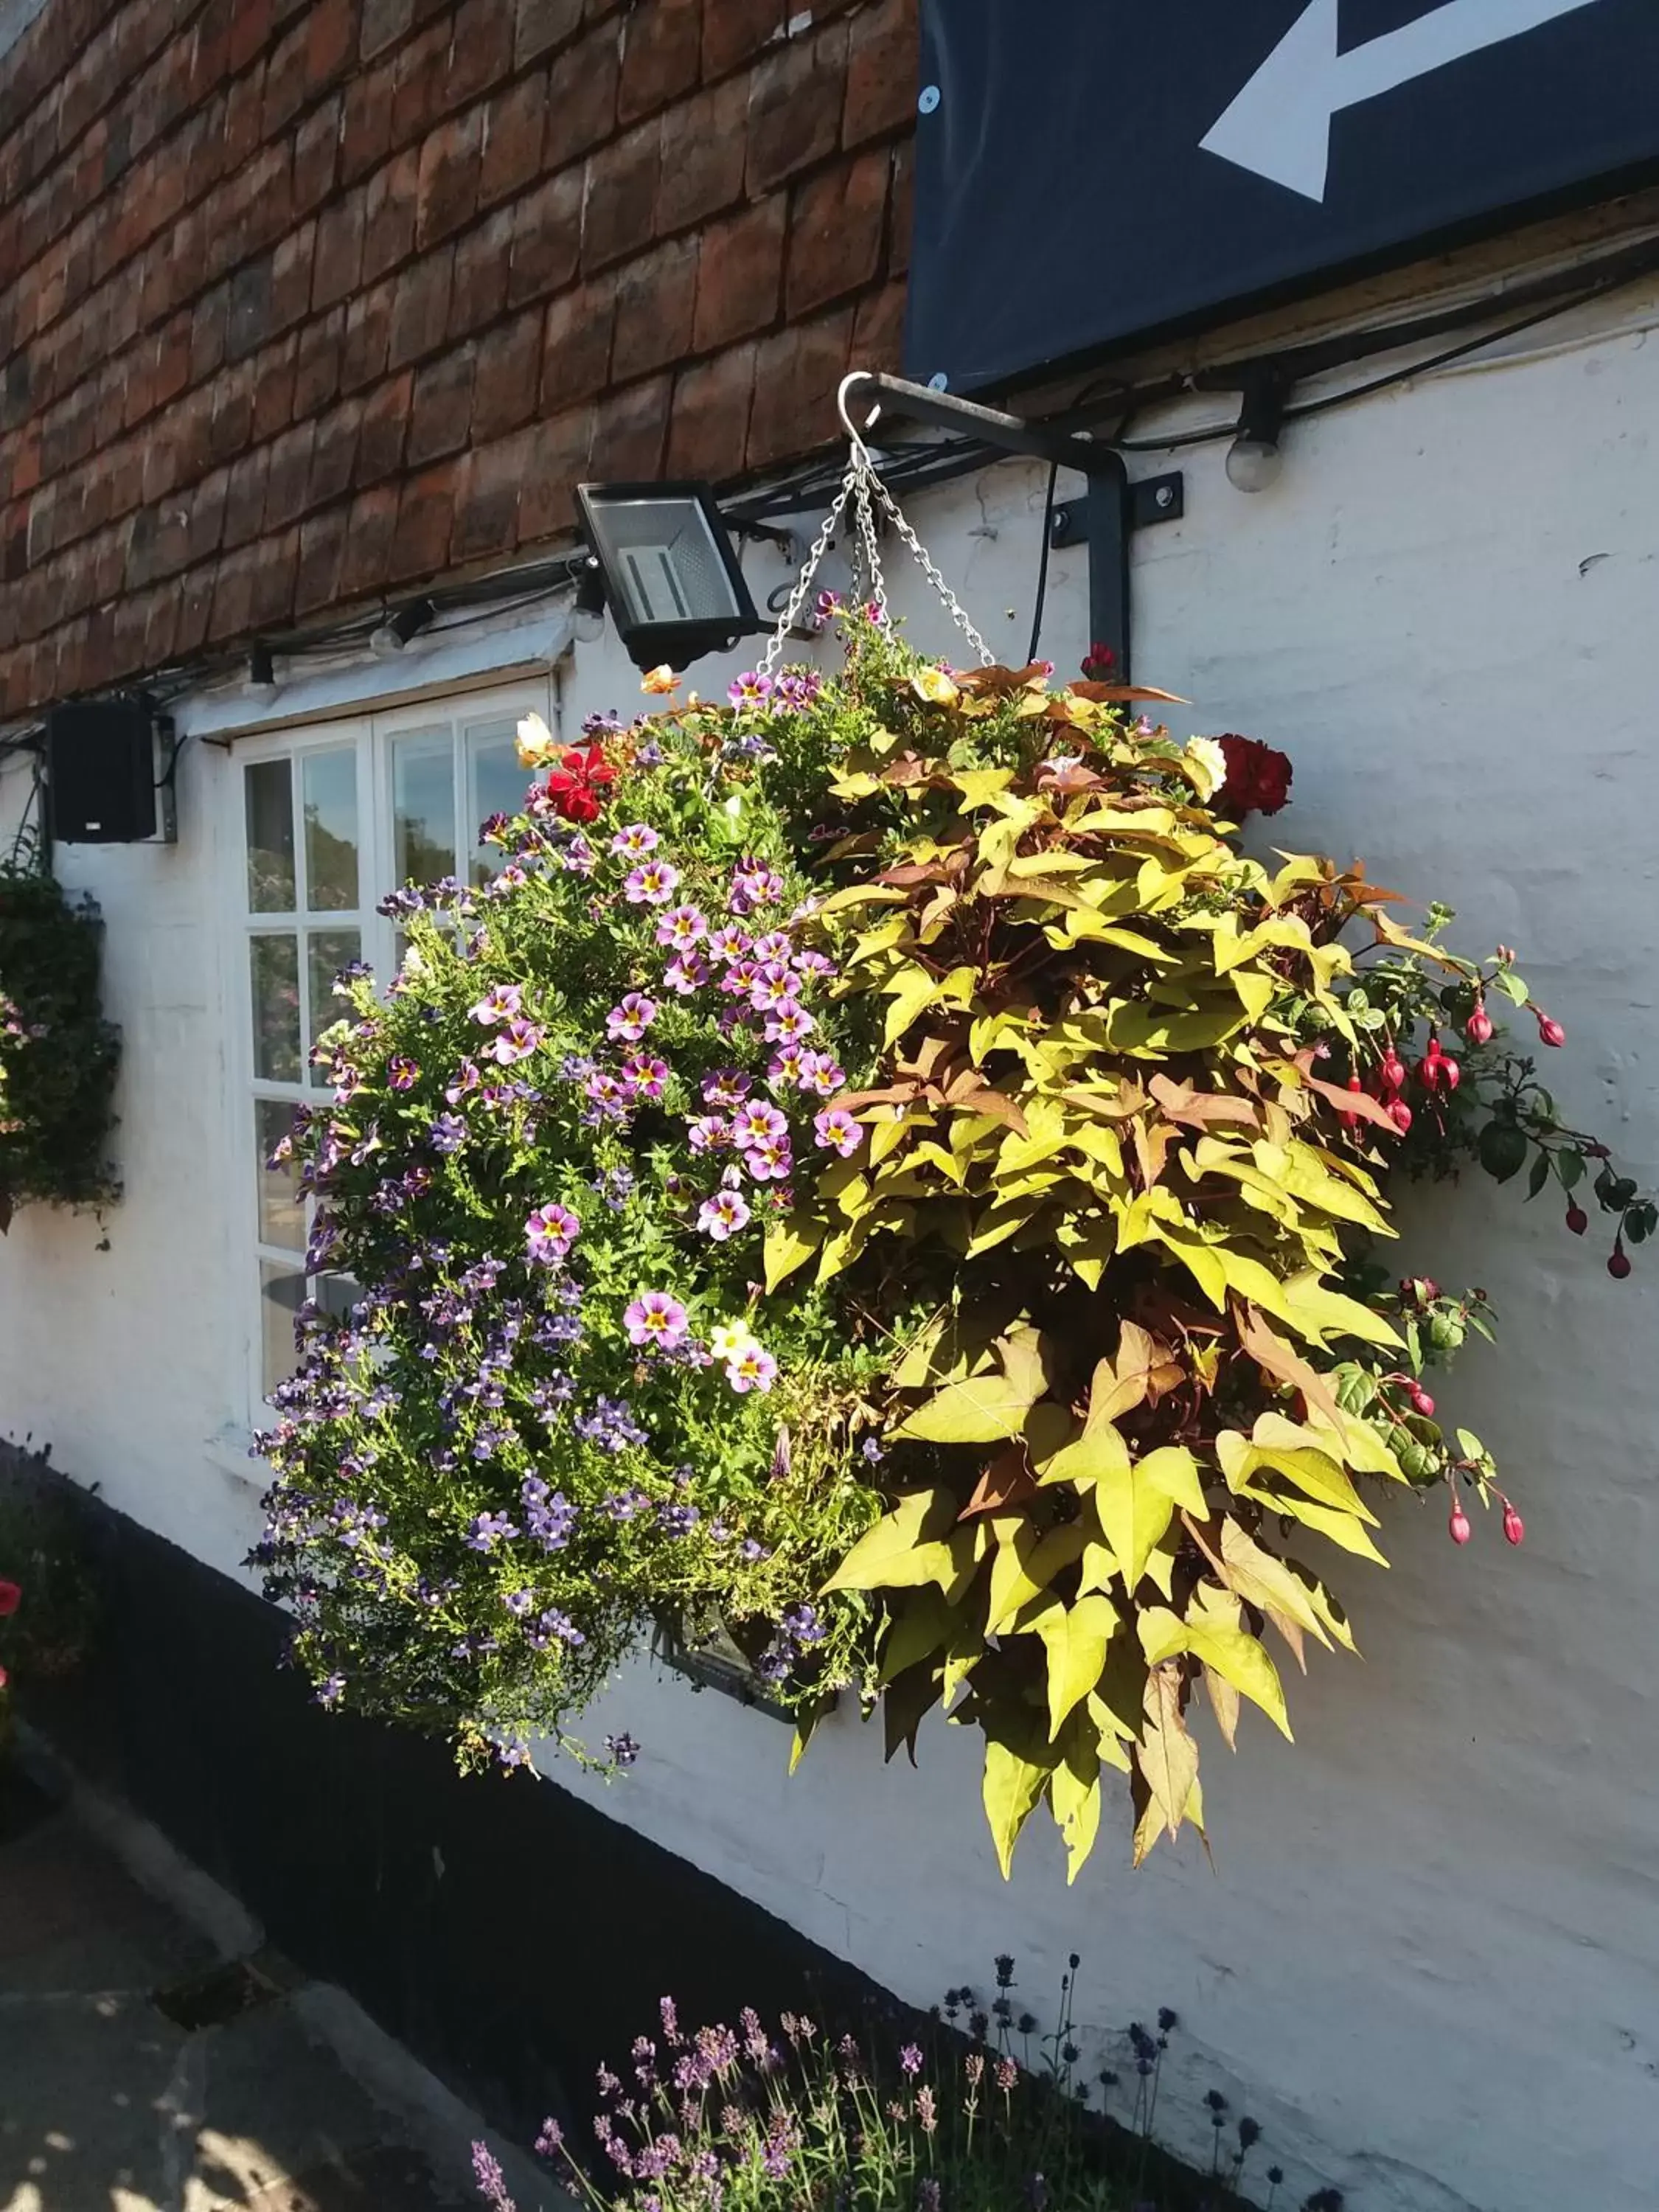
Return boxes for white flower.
[724,793,744,818]
[515,712,559,769]
[708,1318,758,1363]
[1183,736,1228,801]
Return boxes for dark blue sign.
[907,0,1659,392]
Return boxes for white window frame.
[220,677,556,1441]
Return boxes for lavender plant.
[470,1958,1311,2212]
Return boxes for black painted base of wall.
[5,1455,891,2149]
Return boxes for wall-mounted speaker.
[46,696,171,844]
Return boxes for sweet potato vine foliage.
[258,612,1644,1874]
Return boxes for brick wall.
[0,0,917,717]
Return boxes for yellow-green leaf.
[1134,1665,1200,1860]
[764,1214,823,1291]
[1093,1457,1176,1590]
[1050,1717,1102,1883]
[821,1489,958,1594]
[1031,1593,1117,1739]
[897,1374,1036,1444]
[981,1734,1054,1879]
[1136,1446,1208,1514]
[1138,1606,1292,1739]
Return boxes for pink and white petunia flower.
[619,1054,669,1100]
[470,983,523,1025]
[625,1290,689,1351]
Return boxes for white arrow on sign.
[1201,0,1609,203]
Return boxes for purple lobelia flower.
[466,1512,518,1552]
[431,1112,467,1153]
[608,1732,641,1768]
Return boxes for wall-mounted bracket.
[838,371,1183,680]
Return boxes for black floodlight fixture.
[575,481,762,672]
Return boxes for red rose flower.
[1214,734,1293,818]
[0,1579,20,1618]
[544,742,617,824]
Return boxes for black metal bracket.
[838,371,1183,682]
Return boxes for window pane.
[468,727,532,884]
[392,732,456,888]
[307,929,362,1088]
[260,1263,305,1401]
[250,935,302,1082]
[255,1098,305,1251]
[303,748,359,912]
[245,760,295,912]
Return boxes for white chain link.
[756,434,995,676]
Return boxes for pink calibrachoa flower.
[625,860,681,906]
[470,983,523,1025]
[606,992,658,1041]
[655,905,708,950]
[751,931,793,964]
[585,1070,626,1109]
[619,1054,669,1100]
[765,1002,815,1044]
[611,822,660,857]
[526,1202,581,1263]
[726,1342,779,1394]
[706,925,752,964]
[698,1189,753,1241]
[792,948,836,983]
[745,1137,793,1183]
[814,1106,863,1158]
[446,1059,482,1103]
[664,953,711,996]
[487,1018,543,1064]
[733,1101,788,1150]
[625,1290,689,1351]
[703,1068,751,1109]
[799,1051,846,1097]
[722,959,765,1000]
[728,670,772,710]
[749,963,798,1012]
[768,1045,810,1091]
[729,858,785,913]
[686,1114,731,1153]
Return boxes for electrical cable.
[1026,462,1059,667]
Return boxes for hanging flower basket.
[258,456,1646,1874]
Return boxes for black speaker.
[46,696,160,844]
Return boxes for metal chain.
[757,469,858,679]
[757,434,995,675]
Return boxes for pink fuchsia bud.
[1449,1502,1472,1546]
[1440,1057,1461,1091]
[1535,1010,1566,1048]
[1409,1384,1436,1418]
[1388,1099,1413,1133]
[1565,1202,1588,1236]
[1415,1055,1442,1093]
[1503,1503,1526,1547]
[1466,1004,1495,1046]
[1338,1074,1364,1132]
[1378,1048,1407,1094]
[1609,1239,1632,1280]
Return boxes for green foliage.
[0,1469,99,1690]
[0,855,120,1225]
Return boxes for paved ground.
[0,1772,470,2212]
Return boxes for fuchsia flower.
[611,823,660,857]
[733,1101,788,1150]
[470,984,523,1026]
[814,1106,863,1158]
[664,953,711,996]
[625,1291,689,1351]
[606,993,658,1042]
[726,1342,778,1394]
[655,905,708,950]
[698,1189,752,1241]
[707,926,752,964]
[620,1054,669,1100]
[625,860,681,906]
[526,1203,581,1263]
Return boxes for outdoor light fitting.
[246,641,278,701]
[575,481,762,672]
[571,557,607,644]
[836,371,1184,683]
[370,597,437,656]
[1220,364,1290,495]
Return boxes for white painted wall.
[7,280,1659,2212]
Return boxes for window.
[231,684,552,1428]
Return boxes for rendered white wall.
[4,282,1659,2211]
